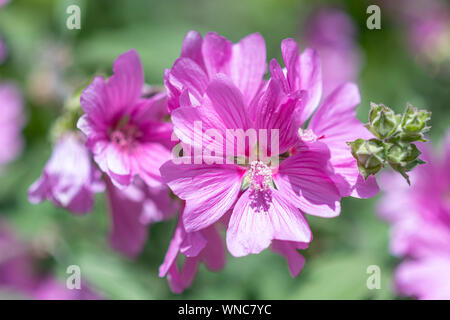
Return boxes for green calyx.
[348,102,431,184]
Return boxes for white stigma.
[247,161,272,191]
[298,128,318,142]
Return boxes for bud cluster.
[348,103,431,184]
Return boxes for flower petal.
[229,33,266,104]
[226,189,312,257]
[105,179,149,258]
[160,158,243,232]
[275,142,341,217]
[201,32,232,78]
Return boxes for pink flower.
[378,131,450,299]
[164,30,267,113]
[270,38,378,198]
[0,221,100,300]
[303,8,361,96]
[28,132,104,214]
[159,213,226,293]
[161,71,340,258]
[384,0,450,65]
[78,49,172,188]
[105,177,177,258]
[0,83,24,169]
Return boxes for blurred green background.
[0,0,449,299]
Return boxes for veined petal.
[297,48,322,124]
[275,142,341,217]
[308,83,378,198]
[201,32,232,78]
[180,30,205,69]
[226,189,312,257]
[160,158,243,232]
[272,240,308,277]
[105,49,144,115]
[105,179,149,258]
[229,33,267,104]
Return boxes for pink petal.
[171,75,251,153]
[165,57,209,107]
[254,77,302,154]
[80,77,109,127]
[201,225,226,271]
[297,48,322,124]
[229,33,266,104]
[201,32,232,78]
[274,142,341,217]
[396,257,450,300]
[105,49,144,115]
[160,158,243,232]
[180,30,205,70]
[280,38,300,91]
[105,178,149,258]
[104,144,132,188]
[308,83,379,198]
[226,189,312,257]
[130,142,171,188]
[272,240,308,277]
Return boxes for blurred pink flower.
[303,8,361,97]
[78,49,172,188]
[0,83,23,169]
[385,0,450,65]
[105,177,177,258]
[159,213,225,293]
[271,38,378,198]
[28,132,105,214]
[379,131,450,299]
[0,221,99,300]
[164,30,267,113]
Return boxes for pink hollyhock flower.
[0,83,24,169]
[164,30,267,113]
[161,72,341,259]
[159,213,226,293]
[303,8,361,96]
[105,177,177,258]
[78,49,172,188]
[378,131,450,299]
[270,38,378,198]
[28,132,104,214]
[0,221,100,300]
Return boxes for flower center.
[247,160,273,191]
[109,116,142,150]
[298,128,319,142]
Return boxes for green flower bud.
[367,103,401,139]
[387,142,425,185]
[387,142,421,166]
[348,139,386,179]
[400,103,431,140]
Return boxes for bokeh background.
[0,0,449,299]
